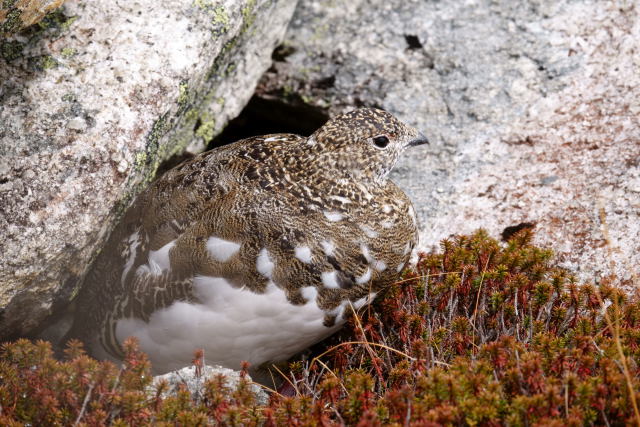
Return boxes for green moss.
[2,0,17,9]
[1,8,21,34]
[37,9,76,31]
[0,40,23,61]
[15,9,77,42]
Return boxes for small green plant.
[1,230,638,425]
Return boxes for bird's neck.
[288,159,386,189]
[281,144,389,188]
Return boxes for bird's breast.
[112,276,359,374]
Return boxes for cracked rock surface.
[259,0,640,288]
[0,0,298,339]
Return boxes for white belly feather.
[115,277,344,373]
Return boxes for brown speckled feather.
[67,108,428,375]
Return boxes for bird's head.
[305,108,428,184]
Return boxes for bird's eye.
[372,135,390,149]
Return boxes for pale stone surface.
[0,0,298,339]
[259,0,640,288]
[150,364,268,406]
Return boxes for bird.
[65,107,428,379]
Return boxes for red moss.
[1,229,639,425]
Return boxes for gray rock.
[66,116,86,131]
[150,364,268,406]
[258,0,640,287]
[0,0,298,339]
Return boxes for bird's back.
[68,109,422,375]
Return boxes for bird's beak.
[408,133,429,147]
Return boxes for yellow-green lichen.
[59,14,77,31]
[43,55,58,69]
[31,54,59,70]
[178,81,189,107]
[193,0,211,8]
[118,0,268,195]
[205,0,257,80]
[224,62,236,77]
[194,0,229,35]
[184,108,199,123]
[206,37,238,80]
[195,113,216,142]
[61,92,76,102]
[128,113,170,189]
[241,0,257,31]
[134,151,148,169]
[312,23,330,41]
[61,47,76,58]
[282,84,294,97]
[36,9,76,31]
[211,5,229,33]
[144,114,169,162]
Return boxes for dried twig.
[73,381,95,427]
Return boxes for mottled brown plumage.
[67,108,428,375]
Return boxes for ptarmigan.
[66,108,428,378]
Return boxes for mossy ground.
[1,230,639,425]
